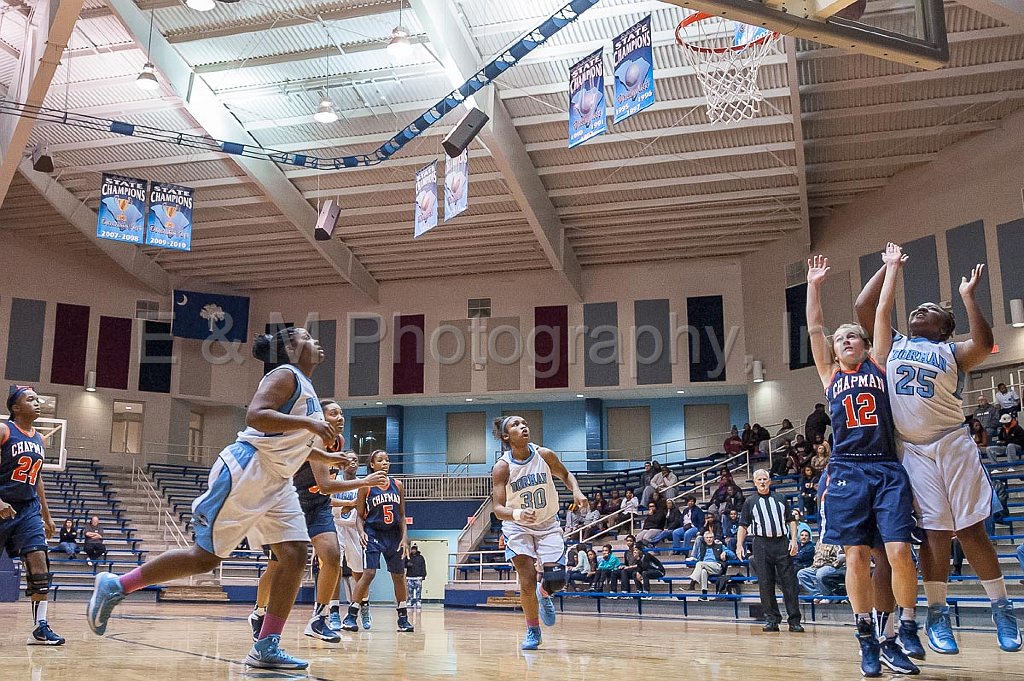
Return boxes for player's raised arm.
[855,262,886,339]
[870,243,907,364]
[309,459,387,494]
[806,255,836,388]
[539,448,587,510]
[953,264,995,371]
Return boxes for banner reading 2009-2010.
[145,181,194,251]
[97,173,147,244]
[568,48,607,149]
[613,16,655,124]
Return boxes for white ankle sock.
[981,577,1008,603]
[33,600,47,624]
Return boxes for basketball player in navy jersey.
[343,449,414,633]
[0,385,63,645]
[807,247,922,676]
[858,259,1021,654]
[247,399,385,643]
[492,415,587,650]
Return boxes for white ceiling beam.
[165,1,406,44]
[784,37,810,249]
[409,0,583,300]
[802,89,1024,121]
[17,160,171,294]
[561,186,802,217]
[0,0,83,206]
[547,166,797,198]
[578,247,762,266]
[800,59,1024,95]
[807,178,890,193]
[807,120,997,147]
[524,115,794,152]
[943,0,1024,27]
[191,36,428,74]
[806,153,938,173]
[285,148,490,180]
[469,1,666,38]
[106,0,380,301]
[300,172,503,199]
[537,142,796,175]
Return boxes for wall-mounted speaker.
[442,108,489,158]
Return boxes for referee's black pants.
[751,536,801,626]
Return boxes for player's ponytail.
[251,327,296,366]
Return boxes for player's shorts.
[898,427,993,531]
[299,494,336,539]
[364,527,405,574]
[819,458,914,546]
[192,442,309,558]
[0,498,46,558]
[335,522,364,572]
[502,518,566,565]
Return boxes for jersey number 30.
[520,489,547,510]
[842,393,878,428]
[11,456,43,485]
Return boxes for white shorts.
[193,442,309,558]
[898,428,993,532]
[334,522,364,573]
[502,519,566,565]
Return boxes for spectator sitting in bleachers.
[564,503,586,538]
[635,461,653,499]
[650,490,667,513]
[988,414,1024,464]
[722,509,742,552]
[752,423,771,457]
[792,434,812,466]
[707,483,744,520]
[724,426,744,457]
[700,511,721,540]
[687,530,729,600]
[595,544,621,592]
[716,465,735,491]
[789,508,813,540]
[640,461,663,507]
[619,489,640,520]
[671,496,705,554]
[741,423,756,455]
[797,542,845,602]
[51,518,79,560]
[83,515,106,566]
[995,382,1020,419]
[805,403,830,443]
[770,439,792,477]
[606,490,623,516]
[794,530,815,570]
[975,395,1001,438]
[632,545,665,593]
[582,498,602,539]
[649,498,683,545]
[799,465,820,517]
[593,491,607,521]
[566,544,591,591]
[970,419,996,465]
[809,442,830,476]
[635,503,666,546]
[616,535,641,591]
[651,465,678,500]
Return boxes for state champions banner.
[444,149,469,222]
[97,173,147,244]
[613,15,655,124]
[414,161,438,238]
[568,48,607,149]
[145,181,194,251]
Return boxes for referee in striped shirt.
[737,469,804,632]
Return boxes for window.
[35,393,58,417]
[111,401,145,454]
[187,412,204,462]
[468,298,491,319]
[135,300,161,320]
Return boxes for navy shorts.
[300,495,336,540]
[820,459,915,547]
[364,528,405,574]
[0,498,47,558]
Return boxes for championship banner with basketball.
[444,149,469,222]
[96,173,147,244]
[568,48,607,148]
[414,161,438,238]
[613,15,654,124]
[145,181,193,251]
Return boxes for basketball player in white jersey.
[491,415,587,650]
[330,451,365,627]
[858,261,1021,654]
[86,327,343,670]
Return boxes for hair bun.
[251,333,275,361]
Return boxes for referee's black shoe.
[762,622,780,632]
[789,623,805,633]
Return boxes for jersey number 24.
[11,456,43,485]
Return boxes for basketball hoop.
[675,12,780,124]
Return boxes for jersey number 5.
[382,504,394,524]
[842,393,878,428]
[11,456,43,485]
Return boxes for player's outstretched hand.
[362,471,388,488]
[573,491,589,511]
[960,263,985,299]
[881,242,908,267]
[43,516,56,540]
[789,541,798,557]
[359,532,369,548]
[0,500,16,520]
[400,543,410,560]
[806,254,830,286]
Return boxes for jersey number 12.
[842,393,878,428]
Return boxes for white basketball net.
[676,15,781,124]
